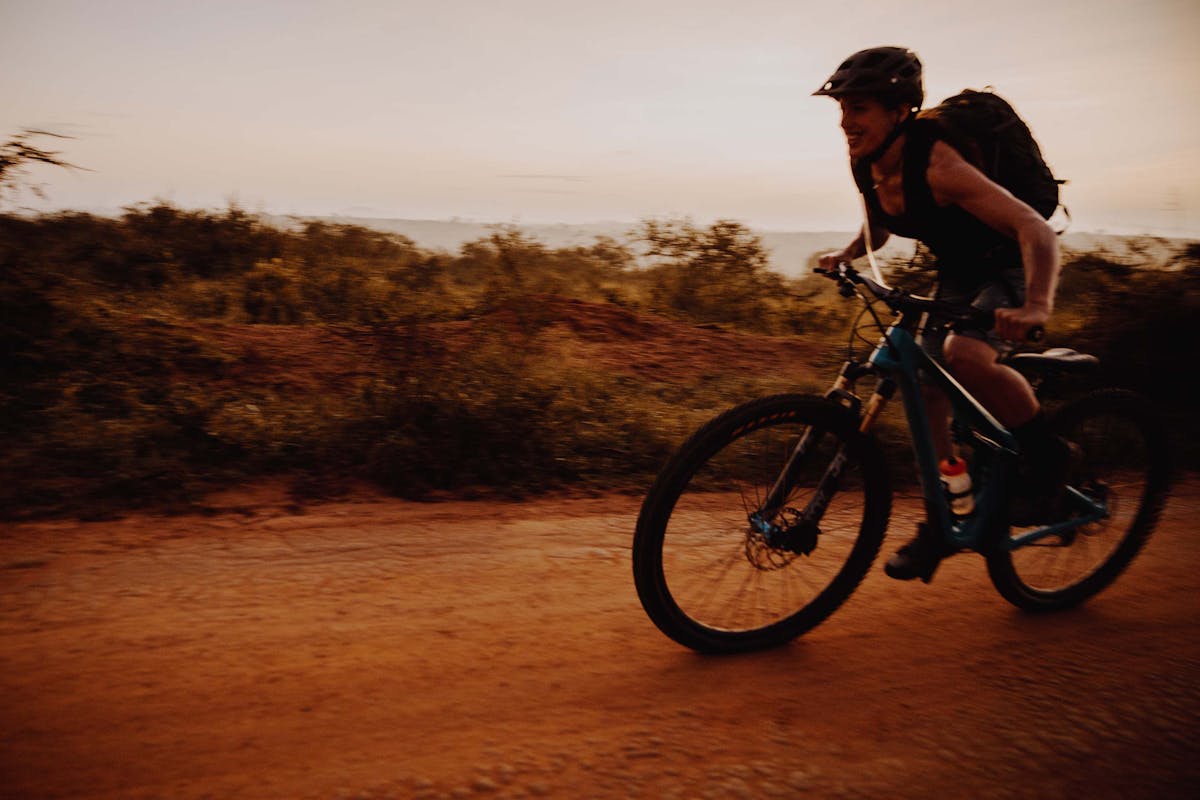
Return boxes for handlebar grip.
[813,264,840,279]
[954,312,1046,343]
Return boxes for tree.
[637,218,780,328]
[0,129,82,209]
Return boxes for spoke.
[643,402,885,646]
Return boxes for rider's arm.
[925,140,1060,340]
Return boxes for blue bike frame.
[868,322,1108,553]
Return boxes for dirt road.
[2,481,1197,800]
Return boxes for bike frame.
[868,318,1015,549]
[866,313,1109,553]
[758,269,1110,556]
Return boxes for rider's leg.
[943,332,1071,462]
[886,269,1049,582]
[923,384,955,462]
[943,332,1073,525]
[888,378,962,584]
[937,265,1061,456]
[885,314,966,583]
[914,313,958,464]
[942,334,1039,428]
[887,368,999,583]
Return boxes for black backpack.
[924,88,1064,219]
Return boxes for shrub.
[1,205,1193,518]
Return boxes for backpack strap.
[901,118,940,219]
[851,158,873,198]
[850,119,940,239]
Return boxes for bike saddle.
[1004,348,1100,375]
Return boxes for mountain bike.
[632,261,1171,653]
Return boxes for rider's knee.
[943,336,996,382]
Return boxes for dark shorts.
[918,266,1025,367]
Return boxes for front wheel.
[632,394,891,653]
[986,389,1171,611]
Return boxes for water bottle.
[939,457,975,517]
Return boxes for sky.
[2,0,1199,235]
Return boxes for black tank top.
[852,118,1021,292]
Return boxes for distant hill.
[264,215,1194,278]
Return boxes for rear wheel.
[632,395,891,653]
[986,389,1170,611]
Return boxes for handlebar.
[815,261,1044,343]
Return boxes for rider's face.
[838,95,902,159]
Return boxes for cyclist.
[814,46,1071,581]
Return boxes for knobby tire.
[986,389,1171,611]
[632,395,891,653]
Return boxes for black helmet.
[814,46,923,110]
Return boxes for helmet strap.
[859,111,914,166]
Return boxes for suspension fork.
[798,377,895,512]
[753,366,895,545]
[856,379,895,434]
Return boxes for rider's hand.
[994,303,1050,342]
[816,249,850,276]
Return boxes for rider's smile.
[838,96,900,160]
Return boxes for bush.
[360,336,684,497]
[1,205,1194,518]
